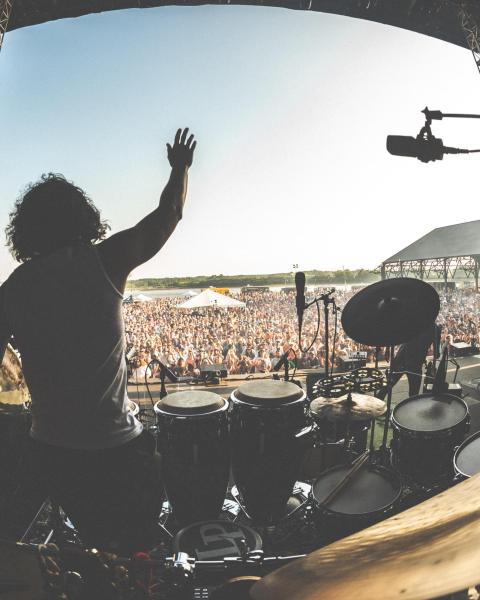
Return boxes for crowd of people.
[124,286,480,380]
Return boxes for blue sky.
[1,5,480,279]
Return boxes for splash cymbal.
[251,473,480,600]
[310,393,387,422]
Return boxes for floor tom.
[391,393,469,486]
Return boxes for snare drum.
[155,391,230,525]
[310,397,371,456]
[391,393,469,486]
[454,431,480,480]
[230,380,311,524]
[312,463,402,542]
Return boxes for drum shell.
[311,464,402,543]
[391,394,469,486]
[155,401,230,525]
[230,391,311,524]
[310,413,370,455]
[453,430,480,481]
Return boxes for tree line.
[126,269,379,290]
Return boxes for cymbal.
[310,393,386,421]
[251,473,480,600]
[0,344,29,404]
[341,278,440,347]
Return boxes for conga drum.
[391,393,469,486]
[230,380,311,524]
[155,391,230,525]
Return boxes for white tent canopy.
[177,289,245,309]
[132,293,153,302]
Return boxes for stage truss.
[0,0,12,53]
[381,255,480,289]
[458,2,480,76]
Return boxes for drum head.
[233,380,304,406]
[156,391,226,415]
[392,394,468,433]
[173,520,262,560]
[454,432,480,478]
[312,465,401,516]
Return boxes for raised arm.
[98,128,197,292]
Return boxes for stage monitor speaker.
[200,364,228,379]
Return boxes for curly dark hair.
[6,173,109,262]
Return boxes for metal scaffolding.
[381,255,480,291]
[458,2,480,76]
[0,0,12,54]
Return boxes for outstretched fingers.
[174,128,182,145]
[180,128,189,145]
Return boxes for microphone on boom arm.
[386,135,476,163]
[295,271,306,333]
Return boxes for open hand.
[167,128,197,169]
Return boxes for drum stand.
[380,345,396,463]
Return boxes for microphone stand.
[150,358,178,400]
[304,289,336,377]
[273,350,290,382]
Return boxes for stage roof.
[6,1,479,50]
[383,220,480,264]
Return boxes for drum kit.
[4,278,480,599]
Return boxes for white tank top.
[0,244,143,449]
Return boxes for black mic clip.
[318,288,336,306]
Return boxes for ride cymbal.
[251,473,480,600]
[341,278,440,347]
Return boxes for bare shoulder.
[96,230,136,294]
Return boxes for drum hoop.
[453,430,480,478]
[154,397,229,419]
[392,394,468,435]
[312,464,402,517]
[230,388,306,409]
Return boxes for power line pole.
[0,0,13,54]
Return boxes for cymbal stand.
[369,416,376,455]
[343,390,354,452]
[375,347,380,370]
[380,345,395,462]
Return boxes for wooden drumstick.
[321,451,370,507]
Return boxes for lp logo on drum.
[195,524,246,560]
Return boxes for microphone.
[295,271,306,331]
[386,135,474,163]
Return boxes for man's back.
[0,243,142,449]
